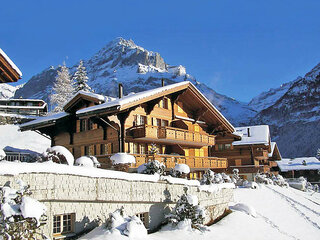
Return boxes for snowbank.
[75,156,95,167]
[111,153,136,165]
[230,203,257,217]
[0,148,6,160]
[0,125,50,154]
[174,164,190,174]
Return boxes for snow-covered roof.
[277,157,320,172]
[0,99,45,102]
[20,112,69,129]
[76,81,190,115]
[232,125,270,146]
[0,48,22,77]
[268,142,281,158]
[63,90,111,110]
[0,104,47,110]
[75,81,234,132]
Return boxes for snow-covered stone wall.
[0,173,233,239]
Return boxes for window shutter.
[80,146,84,156]
[76,120,80,133]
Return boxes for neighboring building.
[20,81,239,178]
[0,99,47,116]
[211,125,282,180]
[276,157,320,183]
[0,48,22,83]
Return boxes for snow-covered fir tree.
[166,187,206,230]
[73,60,91,93]
[317,148,320,160]
[50,64,74,112]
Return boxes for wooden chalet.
[0,48,22,83]
[276,157,320,184]
[211,125,282,180]
[20,81,238,179]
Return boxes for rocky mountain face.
[13,38,256,125]
[9,37,319,157]
[0,83,23,99]
[251,64,320,158]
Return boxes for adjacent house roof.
[19,81,236,133]
[277,157,320,172]
[232,125,270,146]
[268,142,281,158]
[0,48,22,83]
[20,112,69,130]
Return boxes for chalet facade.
[20,81,238,178]
[0,48,22,83]
[211,125,282,180]
[0,99,47,116]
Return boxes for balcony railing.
[96,153,227,170]
[127,125,215,146]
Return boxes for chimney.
[247,128,250,137]
[161,78,165,87]
[118,83,123,99]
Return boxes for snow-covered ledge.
[0,161,234,239]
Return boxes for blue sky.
[1,0,319,102]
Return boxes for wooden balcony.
[127,125,215,147]
[228,164,271,174]
[97,154,227,170]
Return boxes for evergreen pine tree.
[50,64,74,112]
[73,60,91,93]
[317,148,320,160]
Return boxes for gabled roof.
[268,142,282,159]
[277,157,320,172]
[63,91,113,112]
[76,81,235,133]
[0,48,22,83]
[20,81,235,133]
[232,125,270,146]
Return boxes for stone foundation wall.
[0,173,233,239]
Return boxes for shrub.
[0,180,48,240]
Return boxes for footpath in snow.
[80,185,320,240]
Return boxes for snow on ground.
[81,185,320,240]
[0,124,50,153]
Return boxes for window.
[87,119,93,130]
[140,115,147,125]
[194,125,200,132]
[136,212,149,228]
[100,144,105,155]
[133,143,139,154]
[84,146,89,155]
[53,213,75,235]
[140,144,146,154]
[177,104,183,113]
[218,144,231,151]
[163,98,169,109]
[161,120,169,127]
[80,119,86,132]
